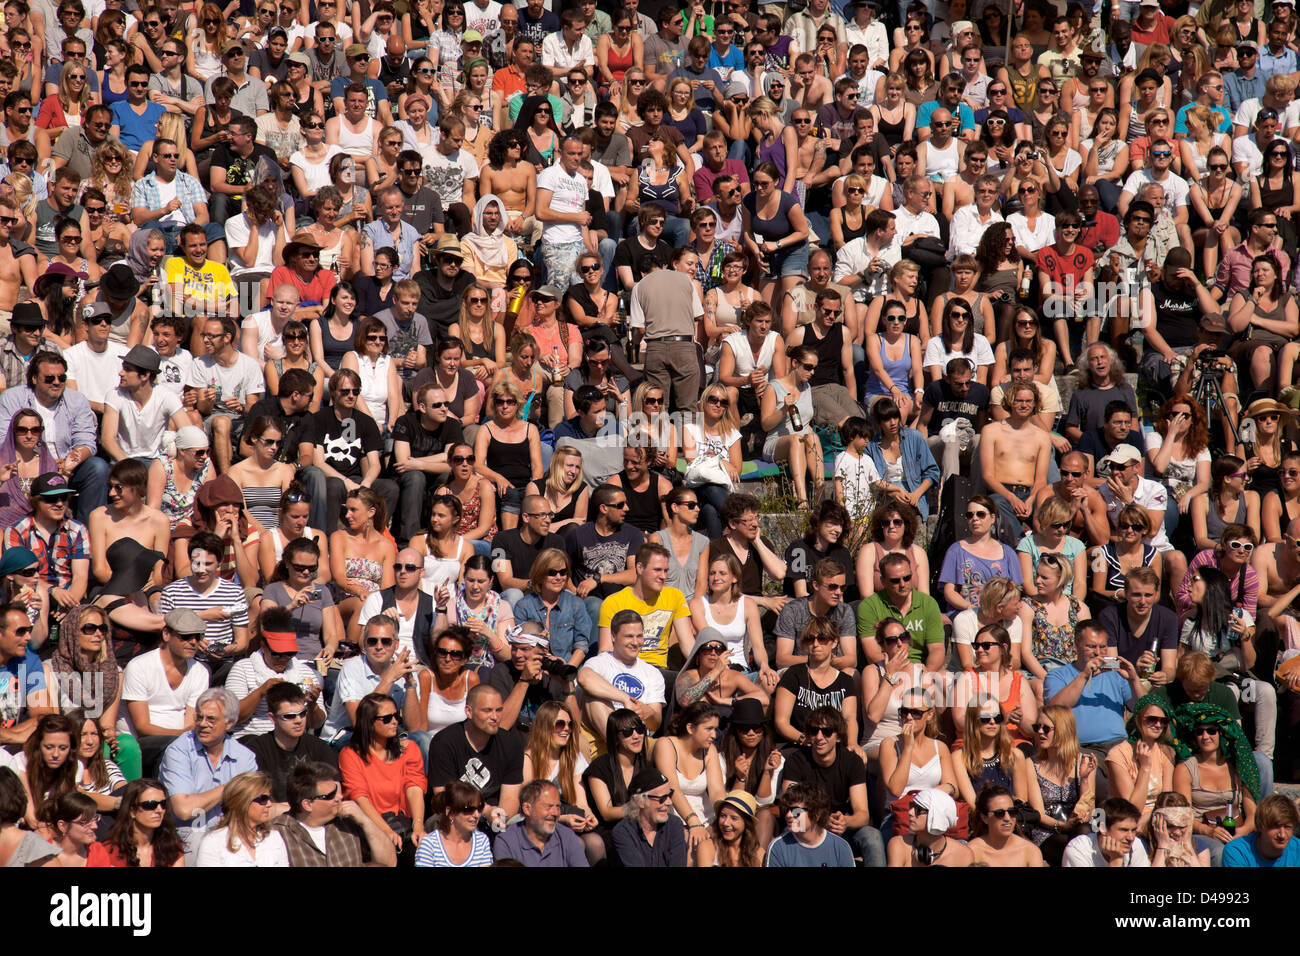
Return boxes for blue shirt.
[1224,70,1266,115]
[765,830,855,867]
[1222,833,1300,867]
[492,820,590,867]
[1258,47,1299,81]
[511,591,592,662]
[916,100,975,134]
[159,731,258,832]
[0,386,98,458]
[707,44,744,76]
[109,99,166,152]
[867,428,940,519]
[361,219,421,281]
[1043,663,1131,745]
[1174,102,1231,136]
[0,647,46,729]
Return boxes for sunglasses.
[365,637,395,647]
[1225,541,1254,552]
[1193,724,1220,737]
[806,726,836,739]
[451,454,475,464]
[973,641,1000,652]
[618,723,647,737]
[886,574,912,584]
[898,707,926,721]
[374,712,400,724]
[977,713,1005,725]
[435,647,467,660]
[136,800,166,811]
[394,562,422,573]
[986,807,1015,819]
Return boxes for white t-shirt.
[225,213,280,278]
[184,352,267,406]
[1101,476,1170,551]
[356,591,417,660]
[120,648,211,736]
[922,333,995,373]
[105,385,184,458]
[155,347,194,400]
[682,422,740,461]
[1062,832,1150,867]
[951,607,1024,647]
[833,449,881,521]
[464,0,503,36]
[424,147,480,211]
[241,310,286,363]
[536,163,588,246]
[580,651,666,705]
[1233,98,1300,134]
[290,144,344,194]
[225,650,321,738]
[1119,169,1190,217]
[154,176,185,228]
[1230,135,1268,179]
[64,341,128,405]
[541,32,595,71]
[322,656,410,741]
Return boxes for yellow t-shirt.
[598,586,691,669]
[163,256,236,317]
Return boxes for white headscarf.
[460,194,511,272]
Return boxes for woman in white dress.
[341,317,404,436]
[411,494,473,598]
[195,772,288,867]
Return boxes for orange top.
[339,740,428,817]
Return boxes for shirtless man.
[1253,516,1300,613]
[941,142,986,222]
[792,53,832,111]
[0,196,36,326]
[87,458,172,587]
[967,787,1046,866]
[1032,449,1110,546]
[885,787,975,867]
[979,381,1051,544]
[478,132,539,248]
[791,109,831,198]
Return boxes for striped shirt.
[157,576,249,650]
[414,828,493,867]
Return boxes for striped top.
[157,577,250,650]
[242,485,282,529]
[414,829,493,868]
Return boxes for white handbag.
[684,455,735,491]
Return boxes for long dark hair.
[270,536,320,585]
[323,279,360,321]
[722,721,776,797]
[1189,565,1233,644]
[941,297,975,353]
[1209,455,1246,500]
[975,221,1016,273]
[997,305,1045,366]
[713,803,762,867]
[22,713,80,824]
[106,779,184,867]
[350,693,404,761]
[601,708,648,805]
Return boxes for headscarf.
[460,194,512,272]
[1170,700,1260,800]
[1125,692,1173,748]
[0,413,58,528]
[125,228,165,284]
[513,94,560,137]
[50,604,119,706]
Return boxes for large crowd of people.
[0,0,1299,871]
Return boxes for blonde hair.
[545,446,584,497]
[491,379,524,417]
[978,576,1021,616]
[1039,705,1080,777]
[215,771,274,854]
[57,60,90,113]
[961,694,1015,780]
[1034,495,1073,531]
[1035,551,1073,590]
[156,112,192,167]
[699,382,740,433]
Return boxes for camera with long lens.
[541,655,579,680]
[1193,348,1229,379]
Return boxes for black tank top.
[804,321,844,389]
[838,206,869,245]
[486,422,534,488]
[619,469,662,534]
[876,108,905,147]
[1149,280,1200,350]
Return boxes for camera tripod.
[1188,356,1242,452]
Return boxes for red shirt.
[268,265,336,308]
[86,841,173,867]
[1036,243,1095,295]
[1131,13,1174,47]
[1079,211,1120,258]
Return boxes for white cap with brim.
[1100,443,1143,467]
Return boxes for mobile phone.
[1099,656,1121,670]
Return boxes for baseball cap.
[462,28,483,42]
[345,42,368,57]
[628,767,670,797]
[1101,443,1143,467]
[261,629,299,654]
[32,472,73,498]
[532,284,562,301]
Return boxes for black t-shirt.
[492,527,566,582]
[248,49,290,83]
[1065,384,1138,434]
[246,394,310,465]
[245,732,339,802]
[389,408,464,460]
[300,408,382,482]
[782,538,855,600]
[776,664,856,735]
[427,720,525,805]
[780,745,865,815]
[921,379,991,429]
[582,752,636,828]
[612,238,673,283]
[480,661,568,734]
[1077,426,1147,477]
[1098,603,1180,664]
[210,142,280,191]
[400,184,446,236]
[565,521,646,599]
[413,268,476,342]
[705,535,777,597]
[1147,279,1201,352]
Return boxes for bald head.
[397,547,421,566]
[387,33,406,56]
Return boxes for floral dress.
[160,456,211,530]
[453,586,509,669]
[1028,595,1082,665]
[1029,765,1081,844]
[456,480,496,540]
[345,556,383,594]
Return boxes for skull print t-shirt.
[300,407,383,482]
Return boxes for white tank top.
[271,527,321,564]
[336,116,378,158]
[925,137,960,182]
[422,537,464,597]
[426,674,469,735]
[722,329,779,380]
[702,594,749,667]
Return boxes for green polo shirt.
[856,589,945,663]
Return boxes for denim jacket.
[511,590,593,661]
[867,427,940,518]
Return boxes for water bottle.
[507,284,526,315]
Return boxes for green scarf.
[1170,701,1260,801]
